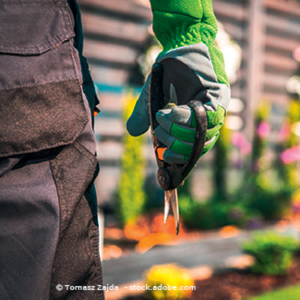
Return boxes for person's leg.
[49,141,103,300]
[0,155,60,300]
[0,0,104,298]
[0,145,104,300]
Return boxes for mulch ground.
[124,256,300,300]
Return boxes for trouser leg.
[0,144,104,300]
[0,157,60,300]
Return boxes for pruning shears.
[149,61,208,234]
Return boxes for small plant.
[213,124,231,201]
[251,100,271,173]
[278,99,300,190]
[143,264,194,300]
[241,232,298,275]
[232,100,293,220]
[118,91,146,226]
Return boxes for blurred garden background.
[77,0,300,299]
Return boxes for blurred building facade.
[77,0,152,204]
[76,0,300,205]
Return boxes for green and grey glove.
[127,0,230,164]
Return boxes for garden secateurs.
[149,61,208,235]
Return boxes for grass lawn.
[245,285,300,300]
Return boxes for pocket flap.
[0,1,75,55]
[0,79,88,158]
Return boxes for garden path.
[102,232,248,286]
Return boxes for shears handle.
[149,63,207,191]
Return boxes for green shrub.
[232,174,293,220]
[118,92,146,226]
[251,100,271,172]
[241,232,298,275]
[213,124,231,201]
[278,99,300,190]
[232,100,293,221]
[247,185,292,220]
[179,195,261,230]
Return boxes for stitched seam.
[73,141,97,165]
[0,78,77,92]
[59,2,72,37]
[0,32,74,54]
[0,1,58,4]
[154,9,201,21]
[91,225,104,299]
[49,158,63,234]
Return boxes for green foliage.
[179,195,261,230]
[287,100,300,147]
[245,285,300,300]
[177,170,192,198]
[179,99,294,230]
[143,264,194,300]
[231,100,293,220]
[278,99,300,189]
[242,232,298,275]
[251,100,270,172]
[118,92,146,226]
[233,173,293,220]
[213,124,231,201]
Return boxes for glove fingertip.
[126,116,149,137]
[169,105,194,126]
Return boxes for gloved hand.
[126,0,230,164]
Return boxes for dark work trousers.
[0,0,104,299]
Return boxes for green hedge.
[242,232,298,275]
[179,195,262,230]
[118,92,146,226]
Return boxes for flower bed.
[123,255,300,300]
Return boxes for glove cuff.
[153,12,202,54]
[152,8,229,87]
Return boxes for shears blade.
[149,62,207,236]
[164,188,180,235]
[169,83,178,105]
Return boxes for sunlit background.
[77,0,300,299]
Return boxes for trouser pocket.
[0,80,88,158]
[0,0,88,158]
